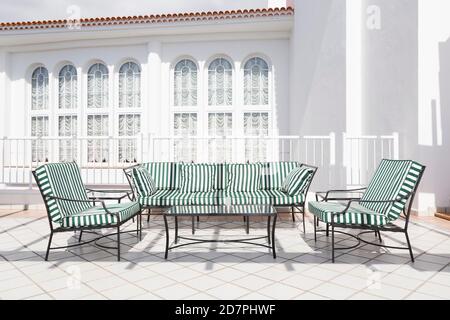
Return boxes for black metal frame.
[32,170,143,262]
[123,163,318,234]
[313,166,426,263]
[162,209,278,259]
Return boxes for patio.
[1,209,449,300]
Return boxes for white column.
[147,41,162,136]
[346,0,363,135]
[0,50,10,137]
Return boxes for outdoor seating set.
[33,159,425,264]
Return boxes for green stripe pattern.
[141,162,181,190]
[132,166,156,196]
[308,201,388,226]
[138,189,193,206]
[180,163,216,192]
[309,159,425,226]
[34,162,91,222]
[226,163,261,192]
[281,167,314,196]
[260,162,301,190]
[361,160,424,221]
[226,190,304,205]
[60,202,140,228]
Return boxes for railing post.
[392,132,399,159]
[329,132,336,166]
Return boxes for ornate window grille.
[119,62,141,109]
[243,57,269,106]
[244,112,269,162]
[58,65,77,109]
[87,63,108,109]
[31,116,49,163]
[118,114,141,163]
[208,58,232,106]
[58,115,77,162]
[87,115,109,163]
[31,67,48,110]
[173,113,197,162]
[208,113,233,162]
[174,59,197,106]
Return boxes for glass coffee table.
[163,205,277,259]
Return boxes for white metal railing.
[344,132,399,186]
[0,133,397,189]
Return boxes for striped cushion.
[132,166,156,196]
[361,160,425,221]
[34,162,91,223]
[138,190,192,207]
[308,201,388,226]
[281,167,313,196]
[190,191,225,205]
[225,190,304,205]
[60,202,140,228]
[226,163,262,192]
[214,163,227,190]
[260,162,301,190]
[141,162,181,190]
[180,163,216,192]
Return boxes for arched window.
[174,59,197,106]
[119,62,141,108]
[58,65,77,109]
[208,58,232,106]
[31,67,48,110]
[243,57,269,106]
[87,63,108,108]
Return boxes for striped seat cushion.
[260,162,301,190]
[190,191,225,205]
[132,166,156,196]
[225,190,304,205]
[226,163,262,192]
[281,167,313,196]
[138,190,192,207]
[180,163,216,192]
[308,201,388,226]
[141,162,181,190]
[34,162,91,223]
[60,202,140,228]
[361,160,425,221]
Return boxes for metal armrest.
[45,195,118,218]
[316,187,367,201]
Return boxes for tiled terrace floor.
[0,209,449,300]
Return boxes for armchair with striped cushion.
[33,162,142,261]
[308,159,425,263]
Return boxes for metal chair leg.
[326,223,329,237]
[117,225,121,261]
[405,231,414,262]
[45,232,53,261]
[78,230,83,243]
[291,206,296,222]
[331,225,335,263]
[147,208,151,222]
[313,216,317,241]
[302,211,306,234]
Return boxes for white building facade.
[0,0,448,215]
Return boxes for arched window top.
[31,66,49,110]
[208,58,233,106]
[58,64,77,109]
[174,59,197,106]
[119,61,141,108]
[119,61,141,75]
[243,57,269,106]
[88,63,109,109]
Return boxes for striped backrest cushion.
[141,162,181,190]
[132,166,157,196]
[180,163,216,192]
[281,167,314,196]
[34,162,91,222]
[214,163,227,190]
[226,163,262,192]
[361,159,425,221]
[260,162,301,190]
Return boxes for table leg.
[175,216,179,244]
[246,216,249,234]
[271,214,277,259]
[267,216,271,245]
[192,216,195,235]
[163,215,169,259]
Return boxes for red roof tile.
[0,7,294,31]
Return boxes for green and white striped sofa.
[33,162,142,261]
[308,159,425,263]
[125,161,317,231]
